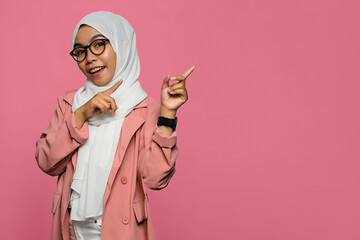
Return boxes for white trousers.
[69,216,102,240]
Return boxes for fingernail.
[170,76,176,80]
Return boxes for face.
[74,25,117,86]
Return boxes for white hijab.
[69,11,147,220]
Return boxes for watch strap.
[157,116,177,131]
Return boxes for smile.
[89,66,105,74]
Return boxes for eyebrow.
[73,34,106,48]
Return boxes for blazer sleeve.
[141,99,179,190]
[35,94,89,176]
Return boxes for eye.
[94,40,104,48]
[74,48,85,56]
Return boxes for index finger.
[103,80,123,95]
[182,66,195,78]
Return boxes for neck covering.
[69,11,147,220]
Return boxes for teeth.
[90,67,104,73]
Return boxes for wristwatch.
[157,116,177,131]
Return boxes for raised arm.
[141,66,195,189]
[141,99,179,190]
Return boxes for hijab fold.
[69,11,147,220]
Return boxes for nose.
[85,47,96,63]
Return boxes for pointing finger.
[182,66,195,78]
[103,80,123,95]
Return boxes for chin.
[93,81,109,87]
[89,77,111,87]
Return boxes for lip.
[88,66,106,77]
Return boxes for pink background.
[1,0,359,239]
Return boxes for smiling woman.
[71,26,117,86]
[35,11,195,240]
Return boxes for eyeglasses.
[70,39,110,62]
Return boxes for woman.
[35,11,194,240]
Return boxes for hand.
[74,80,123,129]
[160,66,195,118]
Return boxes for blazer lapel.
[104,99,148,205]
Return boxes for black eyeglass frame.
[69,39,110,62]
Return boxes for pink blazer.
[35,90,178,240]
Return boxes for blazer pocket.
[51,192,61,214]
[133,198,148,223]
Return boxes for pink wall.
[1,0,359,239]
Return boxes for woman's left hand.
[160,66,195,118]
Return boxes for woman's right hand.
[74,80,123,129]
